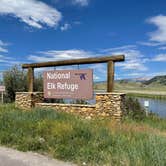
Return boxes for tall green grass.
[0,104,166,166]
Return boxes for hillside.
[94,75,166,97]
[144,75,166,86]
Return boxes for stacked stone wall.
[15,92,125,120]
[16,92,44,109]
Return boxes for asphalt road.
[0,147,76,166]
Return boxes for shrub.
[125,97,146,120]
[2,65,43,103]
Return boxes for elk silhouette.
[80,74,86,80]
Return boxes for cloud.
[126,72,145,77]
[0,0,62,29]
[0,54,13,63]
[158,46,166,50]
[28,49,95,62]
[0,40,8,47]
[152,54,166,62]
[138,41,163,47]
[101,45,148,71]
[0,40,8,53]
[93,74,100,81]
[60,23,71,31]
[147,15,166,43]
[0,54,23,67]
[0,47,8,53]
[102,45,137,52]
[72,0,89,6]
[0,40,24,67]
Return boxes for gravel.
[0,147,76,166]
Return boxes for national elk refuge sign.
[43,69,93,99]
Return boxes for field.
[94,81,166,98]
[0,104,166,166]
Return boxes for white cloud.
[72,0,89,6]
[28,49,95,62]
[158,46,166,50]
[101,45,148,71]
[93,74,101,81]
[0,47,8,53]
[0,0,62,29]
[0,40,24,67]
[126,72,145,77]
[0,54,23,67]
[102,45,137,52]
[152,72,166,76]
[60,23,71,31]
[138,41,163,47]
[152,54,166,62]
[143,72,166,77]
[0,54,13,63]
[147,15,166,43]
[0,40,8,53]
[0,40,8,47]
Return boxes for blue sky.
[0,0,166,81]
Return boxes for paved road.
[0,147,76,166]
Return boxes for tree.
[3,65,27,102]
[34,72,43,92]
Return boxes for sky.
[0,0,166,81]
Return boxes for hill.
[143,75,166,86]
[94,75,166,97]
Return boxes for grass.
[0,104,166,165]
[94,81,166,99]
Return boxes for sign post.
[0,86,5,104]
[43,69,93,99]
[144,100,149,116]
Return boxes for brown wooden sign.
[43,69,93,99]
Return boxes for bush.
[3,65,43,103]
[125,97,146,120]
[3,66,27,102]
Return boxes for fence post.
[107,61,114,92]
[28,67,34,92]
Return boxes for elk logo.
[80,73,86,80]
[75,73,87,80]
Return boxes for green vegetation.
[124,97,146,120]
[2,65,43,102]
[144,75,166,86]
[94,77,166,92]
[94,76,166,99]
[0,104,166,166]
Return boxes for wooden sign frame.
[22,55,125,93]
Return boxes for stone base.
[15,92,44,109]
[15,92,126,120]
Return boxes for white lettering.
[57,82,78,92]
[47,72,70,80]
[47,83,56,89]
